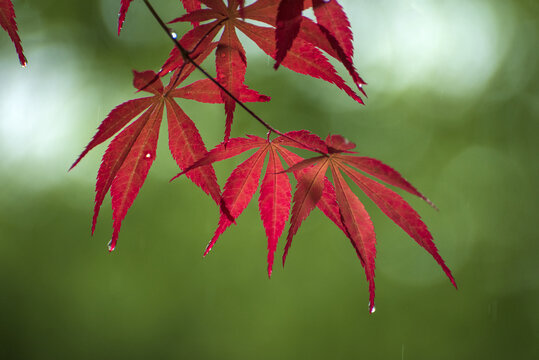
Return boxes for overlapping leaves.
[117,0,365,142]
[70,0,458,312]
[176,131,456,310]
[71,56,269,251]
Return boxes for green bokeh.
[0,0,537,359]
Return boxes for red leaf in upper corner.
[118,0,133,35]
[0,0,26,66]
[274,0,304,69]
[165,0,365,119]
[235,21,364,104]
[248,0,365,94]
[311,0,366,93]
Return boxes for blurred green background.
[0,0,537,359]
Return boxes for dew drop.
[144,152,152,159]
[171,32,177,39]
[107,239,114,252]
[368,301,376,314]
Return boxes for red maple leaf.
[281,133,456,312]
[176,131,456,312]
[164,0,365,141]
[173,131,342,277]
[75,0,455,313]
[274,0,365,93]
[0,0,26,66]
[70,53,270,251]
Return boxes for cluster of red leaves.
[120,0,365,142]
[0,0,26,66]
[173,131,456,312]
[70,0,456,311]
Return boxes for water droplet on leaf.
[144,152,152,159]
[171,32,177,39]
[107,239,114,252]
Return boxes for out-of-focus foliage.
[0,0,537,359]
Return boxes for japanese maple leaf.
[279,133,457,312]
[173,131,344,277]
[165,0,365,141]
[70,55,270,251]
[172,130,455,311]
[274,0,365,93]
[0,0,26,65]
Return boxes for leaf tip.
[368,301,376,314]
[448,273,458,289]
[170,173,181,182]
[107,239,116,252]
[425,196,439,211]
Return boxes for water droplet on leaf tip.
[107,239,114,252]
[171,32,177,39]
